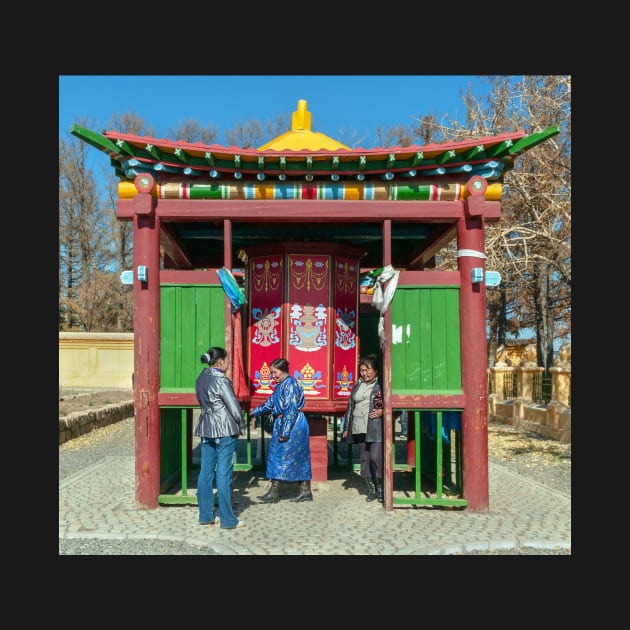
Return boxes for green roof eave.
[70,124,121,155]
[509,125,560,156]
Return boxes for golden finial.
[292,99,311,132]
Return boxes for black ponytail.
[200,347,227,366]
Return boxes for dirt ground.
[59,389,134,416]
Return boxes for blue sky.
[59,75,494,150]
[59,74,566,348]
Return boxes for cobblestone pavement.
[59,417,571,556]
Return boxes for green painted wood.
[158,283,251,505]
[391,408,467,508]
[390,287,462,395]
[69,124,120,153]
[159,283,225,496]
[160,284,225,389]
[444,289,462,388]
[114,139,134,156]
[157,495,198,505]
[508,125,560,155]
[393,497,468,507]
[180,411,189,496]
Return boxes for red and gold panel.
[248,255,284,397]
[287,253,330,399]
[332,256,359,399]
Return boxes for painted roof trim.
[69,100,559,183]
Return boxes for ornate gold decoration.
[290,257,328,291]
[336,260,356,294]
[253,258,282,293]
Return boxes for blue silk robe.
[251,376,312,482]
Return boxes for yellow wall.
[59,332,134,389]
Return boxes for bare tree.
[413,76,571,368]
[265,114,291,141]
[333,127,369,148]
[168,118,219,144]
[224,114,293,149]
[225,120,265,148]
[375,125,415,147]
[101,112,160,331]
[59,118,119,331]
[107,111,156,136]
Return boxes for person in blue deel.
[194,347,246,529]
[250,357,313,503]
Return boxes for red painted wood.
[308,418,328,481]
[160,269,220,284]
[382,220,394,511]
[158,392,198,406]
[133,194,161,508]
[397,270,460,285]
[310,449,328,480]
[309,447,328,477]
[223,220,234,383]
[103,128,527,163]
[117,198,502,222]
[156,393,353,415]
[457,199,490,512]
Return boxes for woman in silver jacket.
[194,347,246,529]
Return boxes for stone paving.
[59,420,571,555]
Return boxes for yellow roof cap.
[258,99,350,151]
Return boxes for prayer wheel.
[245,242,365,480]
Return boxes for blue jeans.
[198,435,239,529]
[399,410,408,435]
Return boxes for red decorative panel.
[245,244,364,413]
[287,253,330,399]
[248,255,284,398]
[332,256,359,399]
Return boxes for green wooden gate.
[390,285,466,507]
[160,284,226,389]
[390,286,462,395]
[157,281,467,508]
[158,283,226,503]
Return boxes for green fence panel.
[160,284,226,389]
[390,287,462,395]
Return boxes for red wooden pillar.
[223,220,234,377]
[382,220,394,511]
[308,417,328,481]
[132,175,161,508]
[458,177,490,512]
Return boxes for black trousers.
[353,433,383,479]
